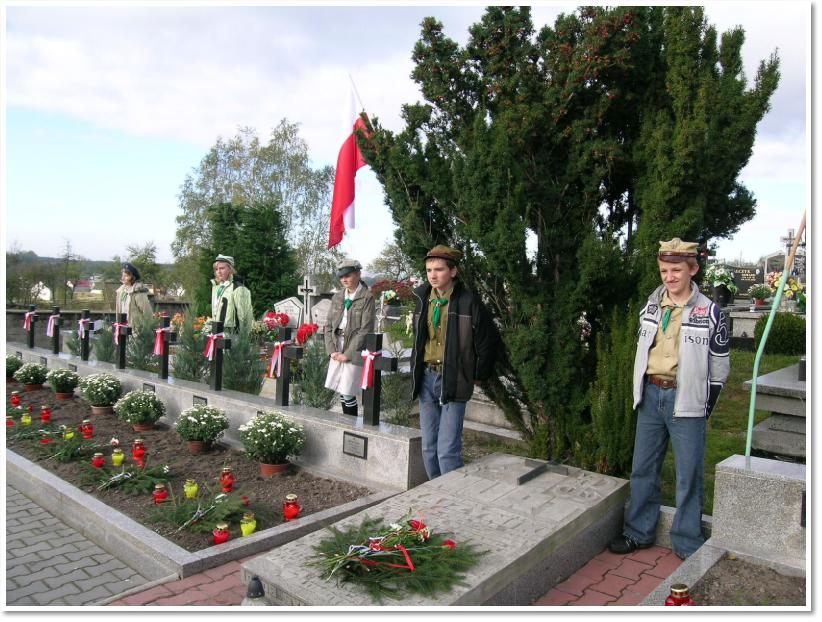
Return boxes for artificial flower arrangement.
[380,289,398,304]
[704,264,739,294]
[46,368,80,394]
[253,311,291,342]
[113,390,166,426]
[7,354,24,378]
[310,511,486,603]
[78,373,123,407]
[238,411,306,465]
[766,271,805,300]
[175,405,230,444]
[13,363,48,386]
[296,323,319,345]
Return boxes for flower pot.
[23,384,43,392]
[132,422,155,433]
[259,461,290,477]
[712,284,732,308]
[186,440,207,455]
[54,392,74,400]
[90,405,114,416]
[755,299,765,307]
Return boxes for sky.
[2,1,811,272]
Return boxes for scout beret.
[335,258,362,278]
[214,254,235,268]
[658,238,698,262]
[424,245,462,263]
[122,262,141,281]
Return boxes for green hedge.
[754,312,805,356]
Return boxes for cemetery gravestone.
[298,275,320,325]
[273,297,304,328]
[311,298,332,334]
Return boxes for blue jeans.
[623,381,707,558]
[418,368,466,479]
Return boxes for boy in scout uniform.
[410,245,499,479]
[609,238,730,559]
[210,254,253,333]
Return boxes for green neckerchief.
[432,297,448,329]
[216,283,227,300]
[661,300,682,334]
[343,298,353,310]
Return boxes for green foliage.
[6,354,24,377]
[40,432,100,463]
[292,339,336,409]
[45,368,80,393]
[64,329,81,356]
[171,312,210,382]
[238,411,306,464]
[127,318,161,372]
[150,487,278,535]
[92,321,117,364]
[381,372,413,426]
[113,390,166,425]
[748,283,772,300]
[222,326,266,395]
[13,363,48,385]
[78,373,123,407]
[360,6,778,464]
[754,312,806,356]
[82,461,173,495]
[175,405,229,443]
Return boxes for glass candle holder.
[665,584,695,606]
[91,452,105,468]
[10,392,21,407]
[80,420,93,440]
[21,413,32,426]
[240,512,257,537]
[212,522,231,544]
[40,406,52,423]
[111,448,125,467]
[152,483,168,504]
[220,466,235,493]
[183,479,199,499]
[39,431,51,444]
[6,415,13,427]
[283,494,301,521]
[132,439,146,468]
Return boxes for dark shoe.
[608,534,653,555]
[341,403,358,417]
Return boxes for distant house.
[30,282,52,302]
[71,279,93,293]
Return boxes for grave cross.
[351,333,398,426]
[272,327,304,407]
[79,309,92,361]
[47,306,62,355]
[206,318,232,391]
[297,275,318,326]
[154,315,178,380]
[113,313,133,370]
[23,304,38,349]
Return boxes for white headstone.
[311,298,332,334]
[298,275,320,324]
[273,297,304,328]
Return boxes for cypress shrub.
[754,312,805,356]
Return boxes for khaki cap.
[658,238,698,263]
[214,254,235,268]
[335,258,362,278]
[425,245,462,263]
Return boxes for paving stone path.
[6,485,151,606]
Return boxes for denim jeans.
[418,367,466,479]
[623,380,707,558]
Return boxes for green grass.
[660,349,802,515]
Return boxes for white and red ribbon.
[268,340,293,378]
[23,311,36,331]
[112,322,129,345]
[78,318,91,339]
[204,333,225,361]
[154,327,171,356]
[46,315,60,337]
[360,349,383,390]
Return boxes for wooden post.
[208,319,232,391]
[273,327,304,406]
[351,333,398,426]
[80,309,92,361]
[114,313,132,370]
[156,315,177,380]
[24,304,38,349]
[49,306,62,355]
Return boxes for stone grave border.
[7,449,396,580]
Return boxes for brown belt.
[425,362,443,374]
[647,375,677,389]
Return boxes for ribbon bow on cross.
[46,314,60,338]
[268,340,293,379]
[204,333,225,361]
[153,327,171,356]
[360,349,383,390]
[77,318,91,339]
[23,311,36,331]
[112,321,129,345]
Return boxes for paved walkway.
[6,485,681,607]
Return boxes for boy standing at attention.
[410,245,499,480]
[609,238,730,559]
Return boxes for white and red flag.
[328,82,370,249]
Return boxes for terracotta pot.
[23,384,43,392]
[90,405,114,416]
[755,299,765,307]
[186,440,206,454]
[54,392,74,400]
[259,461,290,477]
[132,422,155,433]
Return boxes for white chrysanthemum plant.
[46,368,80,394]
[13,362,48,386]
[238,411,306,465]
[175,405,230,443]
[78,373,123,407]
[113,390,166,425]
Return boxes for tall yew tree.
[360,6,778,469]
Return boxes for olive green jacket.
[323,284,375,360]
[211,278,254,332]
[114,282,153,329]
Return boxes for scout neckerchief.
[343,298,353,310]
[340,283,360,331]
[661,293,682,334]
[432,293,449,329]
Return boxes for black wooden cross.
[351,333,398,426]
[79,309,92,361]
[47,306,62,355]
[207,318,232,391]
[272,326,304,406]
[155,315,178,380]
[24,304,38,349]
[113,313,132,370]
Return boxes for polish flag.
[328,85,369,248]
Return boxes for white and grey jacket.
[633,282,730,418]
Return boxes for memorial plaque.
[311,298,332,334]
[68,364,77,372]
[39,357,48,366]
[342,431,368,460]
[729,266,762,296]
[193,395,208,406]
[273,297,304,328]
[142,383,155,393]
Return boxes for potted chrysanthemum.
[749,283,772,307]
[175,405,230,454]
[6,354,24,382]
[46,368,80,399]
[13,363,48,392]
[113,390,166,432]
[238,411,306,477]
[78,373,123,415]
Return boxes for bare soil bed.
[5,382,374,553]
[690,555,806,606]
